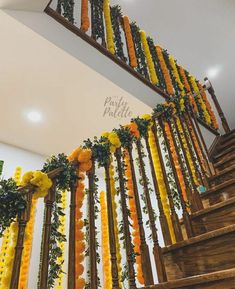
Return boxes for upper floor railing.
[45,0,230,134]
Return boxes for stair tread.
[162,224,235,253]
[192,196,235,219]
[217,138,235,151]
[214,145,235,159]
[208,163,235,181]
[142,268,235,289]
[214,153,235,168]
[201,178,235,198]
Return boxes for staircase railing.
[45,0,226,135]
[0,104,222,289]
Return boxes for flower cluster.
[123,16,137,68]
[81,0,90,32]
[103,0,115,54]
[102,132,121,153]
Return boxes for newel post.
[204,77,230,133]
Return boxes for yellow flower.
[141,114,151,120]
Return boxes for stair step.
[161,225,235,281]
[220,129,235,144]
[208,163,235,186]
[214,153,235,170]
[142,268,235,289]
[191,196,235,235]
[217,138,235,152]
[213,145,235,160]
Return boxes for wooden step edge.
[201,178,235,198]
[217,138,235,151]
[220,131,235,144]
[221,128,235,139]
[192,196,235,219]
[208,163,235,181]
[214,153,235,168]
[162,224,235,253]
[142,268,235,289]
[214,145,235,159]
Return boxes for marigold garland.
[156,45,174,95]
[189,76,212,125]
[123,149,144,285]
[197,83,219,130]
[140,30,159,85]
[169,56,185,95]
[81,0,90,32]
[123,16,138,68]
[175,118,199,186]
[148,126,176,243]
[0,167,21,289]
[103,0,115,54]
[164,123,188,204]
[75,171,86,288]
[100,191,112,289]
[109,156,122,288]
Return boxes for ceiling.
[0,0,235,156]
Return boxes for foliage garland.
[130,22,149,79]
[110,5,126,62]
[91,0,105,42]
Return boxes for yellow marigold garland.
[175,118,199,186]
[123,16,138,68]
[100,191,112,289]
[140,30,158,85]
[169,56,185,94]
[81,0,90,32]
[148,126,176,243]
[156,45,174,95]
[109,156,122,288]
[55,190,67,289]
[103,0,115,54]
[124,149,144,284]
[0,167,21,289]
[189,76,212,125]
[198,83,219,130]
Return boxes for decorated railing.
[44,0,231,134]
[0,98,221,289]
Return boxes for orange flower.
[123,16,138,68]
[79,160,92,172]
[81,0,90,32]
[68,147,82,161]
[78,149,92,163]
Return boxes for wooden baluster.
[39,182,56,289]
[127,145,154,286]
[185,112,213,177]
[178,115,205,186]
[87,160,98,289]
[144,134,172,246]
[160,118,194,239]
[115,148,136,289]
[204,77,230,133]
[135,139,167,282]
[104,160,120,289]
[68,179,78,289]
[172,117,204,212]
[152,120,183,243]
[10,192,32,289]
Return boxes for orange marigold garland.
[123,16,138,68]
[156,45,174,95]
[197,83,219,130]
[164,122,188,204]
[81,0,90,32]
[123,149,144,285]
[100,191,112,289]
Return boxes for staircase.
[143,130,235,289]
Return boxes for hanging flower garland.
[81,0,90,32]
[164,122,189,204]
[175,118,199,186]
[197,82,219,130]
[155,45,174,95]
[0,167,22,289]
[110,5,126,61]
[123,148,144,285]
[130,22,149,79]
[140,30,159,85]
[103,0,115,54]
[123,16,138,68]
[169,56,185,95]
[148,125,176,243]
[100,191,112,289]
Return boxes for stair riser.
[209,169,235,186]
[191,204,235,235]
[163,231,235,281]
[215,157,235,172]
[216,139,235,152]
[214,151,235,169]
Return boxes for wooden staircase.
[143,130,235,289]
